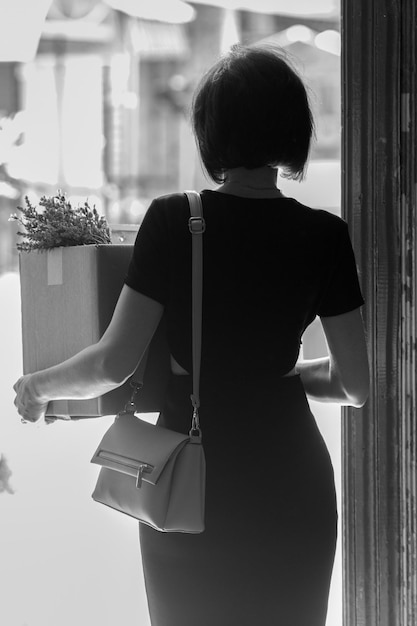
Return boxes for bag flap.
[90,413,190,485]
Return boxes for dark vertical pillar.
[397,2,417,623]
[341,0,417,624]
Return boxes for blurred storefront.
[0,4,344,625]
[1,3,416,626]
[0,0,341,273]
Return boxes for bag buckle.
[136,463,152,489]
[116,381,143,418]
[188,216,206,234]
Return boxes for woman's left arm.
[14,286,164,422]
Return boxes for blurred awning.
[103,0,196,23]
[0,0,52,62]
[187,0,339,18]
[130,20,189,58]
[0,0,339,64]
[0,0,194,62]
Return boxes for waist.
[160,372,313,439]
[165,369,306,406]
[170,354,298,379]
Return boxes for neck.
[225,166,278,189]
[218,166,283,198]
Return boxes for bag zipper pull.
[136,463,151,489]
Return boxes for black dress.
[124,191,364,626]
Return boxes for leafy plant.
[9,191,112,251]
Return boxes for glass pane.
[1,2,341,625]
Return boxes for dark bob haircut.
[191,43,315,184]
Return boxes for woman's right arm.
[14,286,164,423]
[296,307,370,407]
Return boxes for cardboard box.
[19,245,169,418]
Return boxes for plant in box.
[11,191,169,419]
[10,192,112,250]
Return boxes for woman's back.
[125,190,364,383]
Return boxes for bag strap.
[124,192,205,435]
[185,191,205,435]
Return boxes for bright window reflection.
[0,1,342,624]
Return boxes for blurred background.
[0,1,342,625]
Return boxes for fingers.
[17,407,42,423]
[13,374,53,425]
[20,411,54,425]
[13,374,39,422]
[14,396,45,423]
[20,413,58,426]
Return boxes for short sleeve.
[124,200,169,305]
[317,221,364,317]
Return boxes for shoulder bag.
[90,191,206,533]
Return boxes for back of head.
[191,43,315,184]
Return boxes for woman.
[14,44,369,626]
